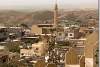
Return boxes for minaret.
[54,0,58,27]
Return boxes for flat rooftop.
[37,24,54,27]
[65,65,80,67]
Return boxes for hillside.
[0,9,98,26]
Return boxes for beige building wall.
[79,56,85,67]
[20,41,48,57]
[65,48,79,65]
[85,31,98,58]
[32,41,47,56]
[20,49,34,57]
[31,25,42,35]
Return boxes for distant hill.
[63,9,98,24]
[0,9,98,27]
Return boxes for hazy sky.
[0,0,98,10]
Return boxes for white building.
[20,49,34,58]
[20,41,48,58]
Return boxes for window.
[70,34,72,36]
[36,48,39,50]
[34,48,39,53]
[21,53,24,55]
[65,33,68,36]
[59,33,62,36]
[68,33,74,37]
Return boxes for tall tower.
[54,0,58,27]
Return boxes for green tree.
[5,42,22,53]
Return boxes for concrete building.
[20,41,48,58]
[64,26,80,39]
[7,27,23,37]
[56,26,80,42]
[69,38,86,55]
[88,19,97,27]
[20,48,34,58]
[0,46,9,63]
[32,41,48,56]
[65,48,85,67]
[31,25,42,35]
[37,24,54,34]
[0,27,8,42]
